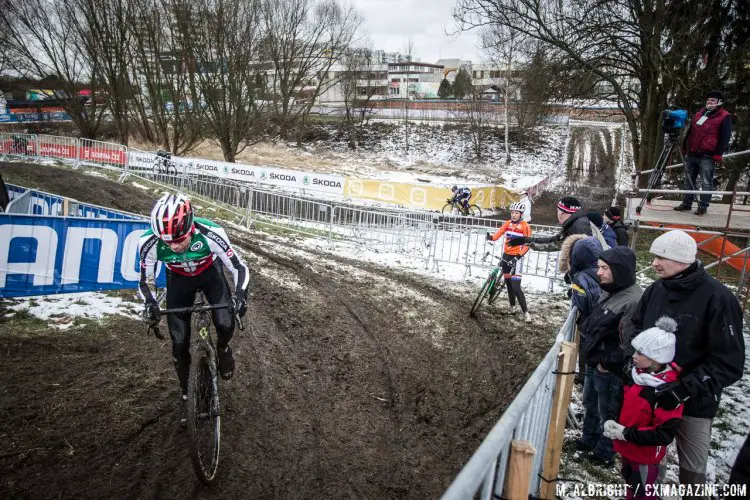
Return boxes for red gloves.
[713,154,723,164]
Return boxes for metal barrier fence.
[122,168,566,283]
[37,135,79,163]
[441,307,578,499]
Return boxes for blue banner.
[0,214,165,297]
[0,112,72,123]
[6,184,141,220]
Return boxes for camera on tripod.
[661,109,688,137]
[634,108,690,215]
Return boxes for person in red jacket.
[674,89,733,216]
[603,316,683,500]
[486,202,533,322]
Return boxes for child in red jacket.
[603,316,683,500]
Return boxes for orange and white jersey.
[489,219,532,256]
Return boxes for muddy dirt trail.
[0,162,561,499]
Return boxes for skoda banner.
[0,214,165,298]
[184,158,345,195]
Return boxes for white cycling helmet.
[150,192,194,242]
[509,202,526,213]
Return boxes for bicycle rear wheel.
[470,272,496,317]
[187,342,221,484]
[468,205,482,217]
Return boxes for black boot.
[674,204,692,212]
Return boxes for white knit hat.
[632,316,677,364]
[650,230,697,264]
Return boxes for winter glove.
[654,381,689,410]
[233,289,248,318]
[506,236,527,247]
[713,154,723,165]
[486,232,493,241]
[603,420,626,441]
[144,300,161,326]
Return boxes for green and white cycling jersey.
[138,217,249,302]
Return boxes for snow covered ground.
[178,122,570,192]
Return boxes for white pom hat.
[632,316,678,364]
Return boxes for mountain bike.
[469,251,509,317]
[147,295,244,485]
[153,149,178,176]
[442,198,482,217]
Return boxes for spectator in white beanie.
[623,229,745,493]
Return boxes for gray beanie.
[650,230,697,264]
[632,316,678,364]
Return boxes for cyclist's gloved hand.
[506,236,527,247]
[233,290,248,318]
[144,300,161,326]
[486,232,493,241]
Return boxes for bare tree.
[175,0,264,162]
[126,0,204,155]
[0,0,106,138]
[403,36,414,154]
[339,47,379,149]
[69,0,135,144]
[261,0,361,139]
[454,0,720,174]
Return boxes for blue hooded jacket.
[559,235,603,323]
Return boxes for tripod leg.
[636,141,673,215]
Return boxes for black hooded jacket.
[628,262,745,418]
[580,247,643,371]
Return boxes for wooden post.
[505,440,536,500]
[539,341,578,500]
[62,198,69,217]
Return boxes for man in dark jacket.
[627,229,745,495]
[674,89,733,216]
[576,246,643,466]
[508,196,593,252]
[604,207,629,247]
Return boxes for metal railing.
[441,307,578,499]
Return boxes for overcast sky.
[352,0,487,64]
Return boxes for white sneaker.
[524,312,532,323]
[505,304,519,315]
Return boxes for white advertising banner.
[185,158,345,195]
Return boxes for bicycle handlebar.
[145,302,245,339]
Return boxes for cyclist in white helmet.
[487,201,533,322]
[138,192,250,400]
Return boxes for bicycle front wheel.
[467,205,482,217]
[487,275,506,305]
[470,271,496,317]
[441,203,455,215]
[187,342,221,484]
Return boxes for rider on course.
[487,202,533,323]
[451,185,473,213]
[138,193,250,399]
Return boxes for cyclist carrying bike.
[486,202,533,322]
[138,193,250,399]
[451,185,473,213]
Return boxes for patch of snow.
[7,291,141,330]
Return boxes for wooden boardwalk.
[625,198,750,232]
